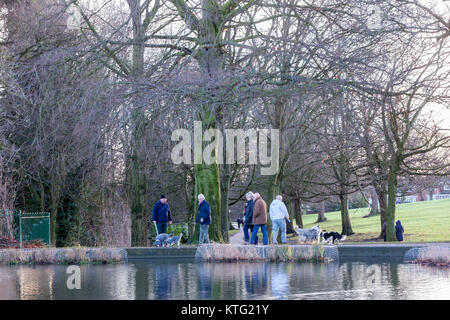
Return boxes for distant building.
[396,180,450,203]
[424,183,450,201]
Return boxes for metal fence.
[0,210,50,248]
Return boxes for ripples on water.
[0,260,449,300]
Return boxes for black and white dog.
[320,231,347,245]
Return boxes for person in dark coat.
[395,220,404,242]
[237,217,243,229]
[243,192,257,244]
[382,222,387,242]
[152,195,172,234]
[195,194,211,244]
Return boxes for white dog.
[294,225,322,244]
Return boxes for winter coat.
[152,201,172,223]
[269,199,289,221]
[395,220,404,241]
[196,200,211,225]
[252,198,267,225]
[244,200,254,226]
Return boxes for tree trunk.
[364,187,380,218]
[369,187,380,215]
[190,1,228,242]
[129,2,149,247]
[378,190,387,239]
[50,181,60,246]
[339,192,354,235]
[129,90,148,247]
[285,201,295,234]
[316,200,327,222]
[220,163,232,242]
[266,174,280,243]
[386,162,400,241]
[293,198,303,228]
[130,149,147,246]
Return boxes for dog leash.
[154,222,159,236]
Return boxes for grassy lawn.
[299,199,450,243]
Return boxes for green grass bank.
[301,199,450,243]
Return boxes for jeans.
[250,224,268,245]
[199,224,210,244]
[156,222,168,234]
[272,219,286,244]
[243,224,258,244]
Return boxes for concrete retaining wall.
[126,243,447,262]
[338,244,418,259]
[126,246,197,260]
[336,243,447,261]
[2,243,446,264]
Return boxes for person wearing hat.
[152,195,172,234]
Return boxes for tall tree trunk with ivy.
[385,159,401,241]
[129,1,149,246]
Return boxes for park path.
[229,227,246,245]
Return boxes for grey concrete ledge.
[126,243,450,262]
[337,243,450,261]
[126,246,197,260]
[2,243,448,264]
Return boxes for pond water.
[0,259,449,300]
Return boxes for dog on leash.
[294,225,322,244]
[166,233,183,247]
[321,231,347,245]
[153,231,174,247]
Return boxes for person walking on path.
[237,216,243,229]
[243,192,258,244]
[152,195,172,234]
[250,193,269,245]
[395,220,404,241]
[195,194,211,244]
[269,195,290,244]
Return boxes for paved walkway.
[229,227,246,245]
[229,227,298,245]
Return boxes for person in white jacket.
[269,195,290,244]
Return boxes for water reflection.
[0,260,449,300]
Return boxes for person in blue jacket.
[152,195,172,234]
[195,194,211,244]
[395,220,404,242]
[243,192,257,244]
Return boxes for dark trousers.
[156,222,168,234]
[243,224,258,243]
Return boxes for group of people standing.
[243,192,290,245]
[150,193,212,244]
[150,192,291,245]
